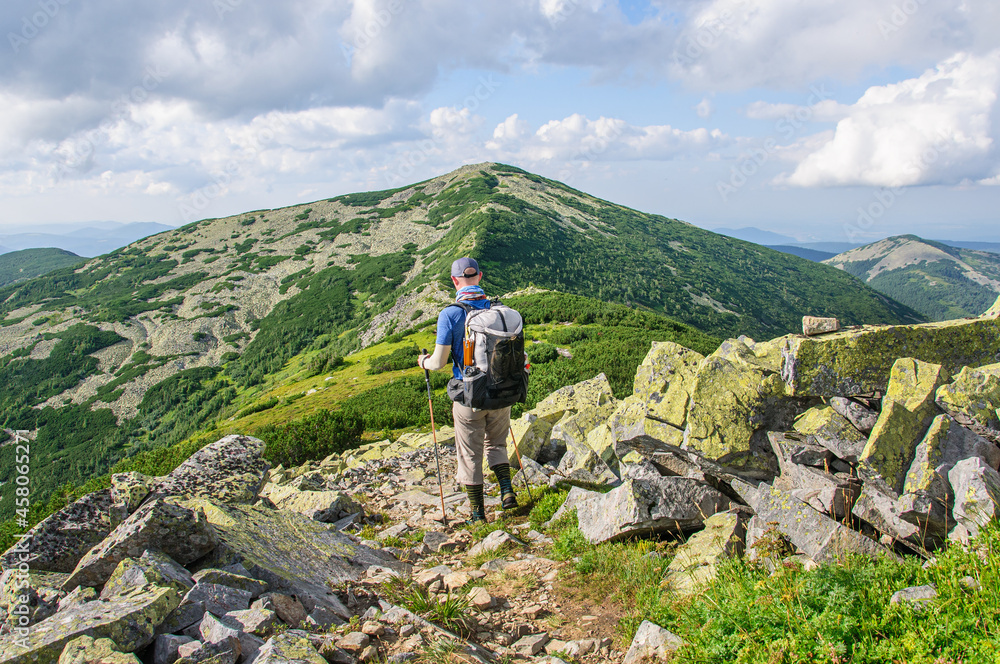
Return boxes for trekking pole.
[421,349,448,528]
[509,426,534,504]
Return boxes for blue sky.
[2,0,999,243]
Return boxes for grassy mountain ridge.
[0,248,85,287]
[0,163,918,519]
[824,234,1000,320]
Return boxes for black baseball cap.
[451,257,480,278]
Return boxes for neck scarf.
[456,285,487,302]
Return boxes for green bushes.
[254,409,364,467]
[367,344,419,374]
[340,373,452,431]
[307,351,345,377]
[526,342,558,364]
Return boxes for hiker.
[417,257,522,523]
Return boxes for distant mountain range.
[823,235,1000,320]
[0,248,85,287]
[0,221,175,258]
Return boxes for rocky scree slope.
[825,234,1000,321]
[1,297,997,664]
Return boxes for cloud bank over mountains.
[2,0,1000,233]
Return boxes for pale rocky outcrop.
[662,509,750,594]
[936,362,1000,435]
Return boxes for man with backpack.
[417,257,527,523]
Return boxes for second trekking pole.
[509,426,534,505]
[421,349,448,528]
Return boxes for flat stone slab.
[0,490,114,574]
[0,585,179,664]
[733,480,891,565]
[150,435,269,505]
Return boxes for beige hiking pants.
[452,402,511,485]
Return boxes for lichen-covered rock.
[532,373,615,424]
[859,358,948,495]
[549,401,619,465]
[793,405,869,463]
[0,584,179,663]
[780,315,1000,397]
[544,486,602,529]
[850,484,922,543]
[191,570,267,599]
[949,456,1000,539]
[64,499,218,591]
[110,473,154,520]
[632,341,704,428]
[556,437,618,485]
[769,433,860,519]
[155,601,205,636]
[150,435,269,505]
[0,490,114,574]
[153,633,194,664]
[183,583,252,617]
[254,633,326,664]
[0,571,62,629]
[224,606,278,637]
[829,397,879,434]
[57,636,141,664]
[899,415,1000,536]
[607,398,686,462]
[263,487,361,524]
[576,477,731,544]
[683,339,794,477]
[199,612,263,663]
[508,413,555,464]
[936,363,1000,435]
[185,499,404,618]
[662,509,749,594]
[802,316,840,336]
[100,551,195,600]
[734,480,890,564]
[622,620,685,664]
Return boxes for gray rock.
[421,531,454,553]
[467,531,524,558]
[770,433,861,519]
[734,480,890,564]
[54,635,142,664]
[176,635,240,664]
[337,632,370,653]
[830,397,879,434]
[0,585,179,663]
[255,633,327,664]
[110,472,154,522]
[257,593,307,628]
[793,405,870,463]
[0,489,114,574]
[376,523,411,542]
[199,611,263,662]
[802,316,840,336]
[224,606,278,636]
[949,456,1000,539]
[577,477,731,544]
[64,499,218,591]
[622,620,685,663]
[184,582,252,617]
[191,569,268,598]
[156,601,206,636]
[0,570,62,628]
[151,435,269,505]
[153,634,195,664]
[57,586,97,613]
[512,633,549,656]
[663,509,750,594]
[889,584,938,609]
[851,484,923,544]
[100,550,195,600]
[513,455,551,486]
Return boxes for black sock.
[465,484,485,519]
[492,464,514,496]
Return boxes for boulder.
[936,362,1000,435]
[64,499,218,591]
[508,413,555,464]
[264,488,362,523]
[1,570,63,628]
[949,457,1000,539]
[190,569,268,599]
[152,633,194,664]
[829,397,878,434]
[802,316,840,336]
[779,314,1000,397]
[899,415,1000,536]
[257,593,307,628]
[468,531,524,558]
[149,435,269,505]
[683,339,795,478]
[254,633,327,664]
[110,472,154,523]
[793,405,868,463]
[57,636,141,664]
[850,484,922,544]
[769,433,860,519]
[155,601,205,636]
[534,373,615,422]
[0,585,179,663]
[632,341,704,428]
[0,490,114,574]
[548,401,619,466]
[622,620,685,664]
[889,584,938,609]
[183,583,252,617]
[512,455,551,486]
[733,480,890,564]
[544,487,602,528]
[186,499,405,618]
[57,586,96,613]
[576,477,731,544]
[199,612,264,663]
[556,436,618,485]
[662,509,750,594]
[100,550,195,600]
[859,358,948,495]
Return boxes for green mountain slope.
[0,163,919,519]
[0,248,85,287]
[824,235,1000,320]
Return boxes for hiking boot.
[501,492,518,510]
[465,510,488,526]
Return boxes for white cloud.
[486,113,728,164]
[695,97,714,118]
[779,51,1000,187]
